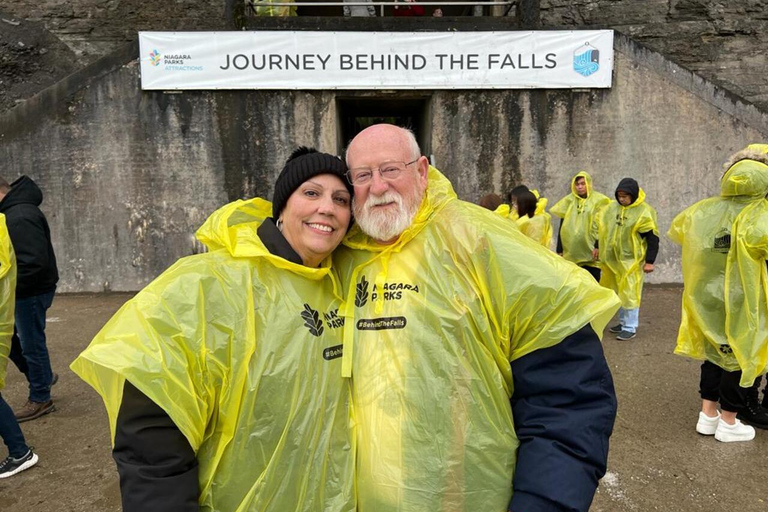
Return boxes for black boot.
[737,382,768,430]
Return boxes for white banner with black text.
[139,30,614,90]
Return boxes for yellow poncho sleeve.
[70,254,241,449]
[725,200,768,386]
[0,214,16,391]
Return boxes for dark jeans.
[699,361,757,413]
[0,392,28,458]
[581,265,601,282]
[9,290,55,403]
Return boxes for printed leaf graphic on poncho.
[356,275,369,307]
[301,303,324,337]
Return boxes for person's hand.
[592,248,599,260]
[643,263,654,273]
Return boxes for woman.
[515,189,552,247]
[71,148,355,511]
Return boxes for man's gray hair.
[345,125,422,164]
[402,127,421,161]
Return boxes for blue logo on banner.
[573,44,600,77]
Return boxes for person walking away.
[0,176,58,422]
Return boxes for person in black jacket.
[0,176,58,422]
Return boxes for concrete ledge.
[0,40,139,141]
[614,31,768,135]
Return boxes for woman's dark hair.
[515,190,538,219]
[507,184,530,204]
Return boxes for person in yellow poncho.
[725,196,768,409]
[478,193,503,211]
[0,213,39,478]
[504,186,552,244]
[551,171,610,282]
[253,0,297,16]
[514,188,552,247]
[339,124,620,512]
[71,148,356,511]
[595,178,659,341]
[668,146,768,441]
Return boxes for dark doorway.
[336,96,432,156]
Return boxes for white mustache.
[366,192,403,209]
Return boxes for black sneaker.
[616,330,637,341]
[0,449,39,479]
[738,385,768,430]
[608,324,623,334]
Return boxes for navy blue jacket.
[509,324,617,512]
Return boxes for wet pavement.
[1,287,766,511]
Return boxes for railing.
[248,1,515,17]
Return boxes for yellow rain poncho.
[71,199,354,512]
[550,171,610,267]
[515,212,551,247]
[597,186,658,309]
[668,154,768,371]
[335,167,620,512]
[496,190,552,246]
[725,198,768,386]
[0,214,16,391]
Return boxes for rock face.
[0,1,228,64]
[536,0,768,111]
[0,12,79,112]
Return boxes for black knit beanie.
[272,147,352,219]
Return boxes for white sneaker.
[696,411,720,435]
[714,418,756,443]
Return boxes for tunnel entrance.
[336,96,432,158]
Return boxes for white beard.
[354,188,422,242]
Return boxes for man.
[0,176,58,422]
[551,171,610,282]
[594,178,659,341]
[336,124,621,512]
[668,146,768,440]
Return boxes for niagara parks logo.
[149,49,161,66]
[573,43,600,77]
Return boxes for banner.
[139,30,613,90]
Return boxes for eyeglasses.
[346,158,420,186]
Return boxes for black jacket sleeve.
[639,231,659,264]
[556,221,564,254]
[114,381,199,512]
[508,325,617,512]
[6,211,53,286]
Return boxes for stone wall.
[537,0,768,111]
[0,27,766,290]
